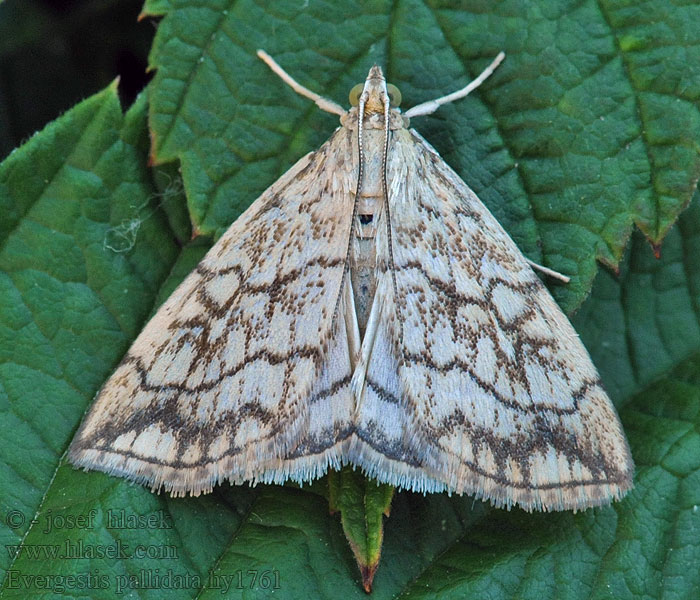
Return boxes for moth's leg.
[525,258,571,283]
[404,52,505,118]
[257,50,347,117]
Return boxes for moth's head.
[349,65,402,115]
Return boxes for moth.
[69,50,634,512]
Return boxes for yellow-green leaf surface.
[328,468,394,592]
[1,1,700,598]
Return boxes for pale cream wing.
[69,126,360,496]
[351,127,634,511]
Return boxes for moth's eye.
[349,84,364,106]
[387,84,402,107]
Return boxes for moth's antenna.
[404,51,505,118]
[257,49,346,116]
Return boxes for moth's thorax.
[341,107,408,131]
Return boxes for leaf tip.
[190,224,205,241]
[360,563,378,593]
[109,77,121,97]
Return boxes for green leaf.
[0,83,180,587]
[1,1,700,598]
[575,192,700,406]
[328,468,395,592]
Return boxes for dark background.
[0,0,153,159]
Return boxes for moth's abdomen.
[350,127,387,335]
